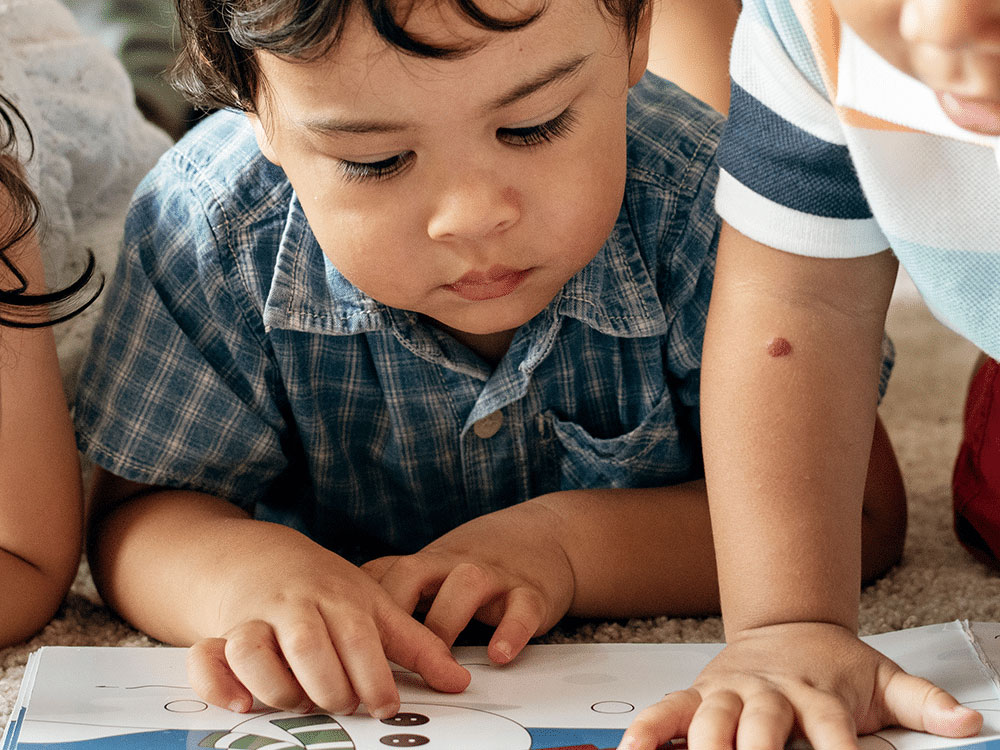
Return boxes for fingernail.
[900,1,923,40]
[294,701,314,714]
[493,641,512,661]
[228,699,250,713]
[371,704,399,720]
[616,736,638,750]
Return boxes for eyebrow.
[299,53,592,136]
[486,53,591,110]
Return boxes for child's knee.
[861,416,907,583]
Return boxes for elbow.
[0,549,80,647]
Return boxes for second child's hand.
[617,622,983,750]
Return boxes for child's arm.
[87,467,470,718]
[645,0,740,113]
[0,187,83,645]
[363,481,721,663]
[617,224,982,750]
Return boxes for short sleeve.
[716,1,889,258]
[74,158,289,507]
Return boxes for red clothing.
[953,357,1000,566]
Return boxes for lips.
[446,265,530,301]
[937,92,1000,135]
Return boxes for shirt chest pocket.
[537,392,700,491]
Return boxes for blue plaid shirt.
[75,73,723,563]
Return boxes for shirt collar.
[837,23,999,150]
[263,193,668,339]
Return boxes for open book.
[4,621,1000,750]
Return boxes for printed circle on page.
[590,701,635,714]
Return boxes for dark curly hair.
[0,93,103,329]
[172,0,650,112]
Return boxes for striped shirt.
[717,0,1000,359]
[74,73,722,564]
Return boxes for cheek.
[540,116,627,257]
[299,194,427,303]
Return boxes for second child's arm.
[87,468,470,718]
[619,224,982,750]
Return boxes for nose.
[900,0,1000,48]
[426,170,521,242]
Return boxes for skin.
[0,176,84,646]
[89,0,725,721]
[645,0,740,112]
[89,0,902,729]
[619,5,1000,749]
[617,246,982,745]
[834,0,1000,134]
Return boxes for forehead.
[253,0,623,112]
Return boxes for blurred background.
[66,0,193,139]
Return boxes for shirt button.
[473,410,504,439]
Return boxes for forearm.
[532,482,718,617]
[646,0,740,113]
[0,235,83,642]
[0,553,75,645]
[88,485,311,645]
[702,224,897,634]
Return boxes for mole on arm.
[766,337,792,357]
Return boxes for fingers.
[186,638,254,713]
[378,603,472,694]
[273,615,360,715]
[487,586,547,664]
[375,556,441,616]
[423,562,499,646]
[734,690,796,750]
[882,670,983,738]
[794,691,859,750]
[360,556,399,584]
[686,690,742,750]
[324,616,401,719]
[194,613,403,719]
[617,688,701,750]
[220,620,312,713]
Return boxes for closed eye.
[338,151,415,183]
[497,107,578,147]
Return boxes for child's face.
[832,0,1000,134]
[249,0,649,342]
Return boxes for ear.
[246,111,281,166]
[628,4,653,87]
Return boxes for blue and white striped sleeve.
[715,0,889,258]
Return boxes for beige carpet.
[2,280,996,725]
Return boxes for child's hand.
[362,501,575,665]
[184,534,471,718]
[618,622,983,750]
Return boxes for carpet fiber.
[2,287,996,724]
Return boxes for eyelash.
[337,107,578,184]
[498,107,578,147]
[339,152,415,184]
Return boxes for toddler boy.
[76,0,728,721]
